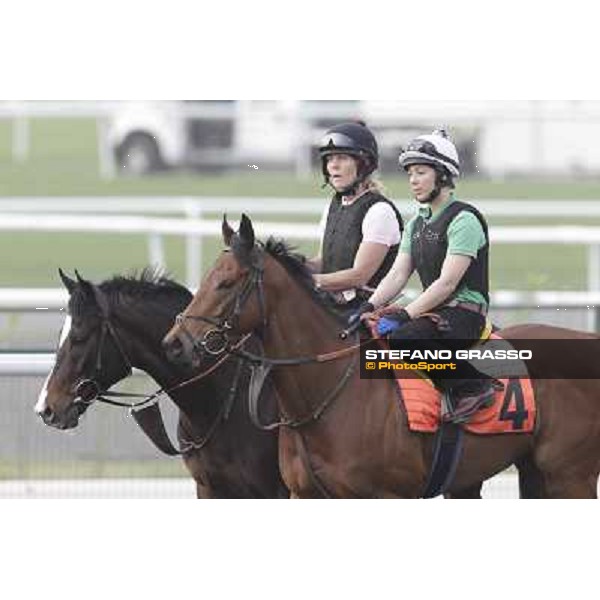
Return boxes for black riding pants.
[387,307,489,394]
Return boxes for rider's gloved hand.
[346,302,375,328]
[376,308,411,335]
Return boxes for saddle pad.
[396,374,536,434]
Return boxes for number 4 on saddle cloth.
[372,324,536,435]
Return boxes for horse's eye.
[70,333,87,344]
[70,327,89,344]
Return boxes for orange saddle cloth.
[373,331,536,435]
[396,374,536,434]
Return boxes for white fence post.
[12,116,29,162]
[294,112,312,179]
[148,234,165,271]
[184,199,202,290]
[96,117,116,180]
[588,244,600,331]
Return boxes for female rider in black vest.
[310,121,403,310]
[349,130,497,423]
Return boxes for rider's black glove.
[347,302,375,327]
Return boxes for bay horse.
[34,268,287,498]
[162,215,600,498]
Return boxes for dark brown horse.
[35,269,287,498]
[162,215,600,498]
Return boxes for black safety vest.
[410,200,489,304]
[322,191,404,288]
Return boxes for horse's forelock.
[69,284,95,317]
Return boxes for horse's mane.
[263,237,314,287]
[262,237,344,319]
[100,267,191,302]
[69,267,191,316]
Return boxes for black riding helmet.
[319,121,379,195]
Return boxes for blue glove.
[377,317,401,335]
[376,309,411,335]
[346,302,374,328]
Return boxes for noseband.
[174,248,267,360]
[71,285,141,411]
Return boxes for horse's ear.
[58,268,76,294]
[238,213,255,248]
[74,269,95,299]
[73,270,109,315]
[222,214,235,246]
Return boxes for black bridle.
[67,282,253,454]
[71,285,155,411]
[71,282,250,411]
[174,247,268,361]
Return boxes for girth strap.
[421,418,464,498]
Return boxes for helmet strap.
[334,171,369,196]
[415,168,447,204]
[422,184,442,204]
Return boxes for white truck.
[105,100,478,177]
[106,101,237,175]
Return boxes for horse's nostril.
[164,337,183,357]
[40,406,58,425]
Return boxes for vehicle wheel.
[116,133,163,175]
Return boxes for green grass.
[3,160,600,198]
[0,227,587,290]
[0,232,188,287]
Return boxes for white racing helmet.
[398,129,460,178]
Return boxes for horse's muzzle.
[163,334,196,367]
[38,403,81,430]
